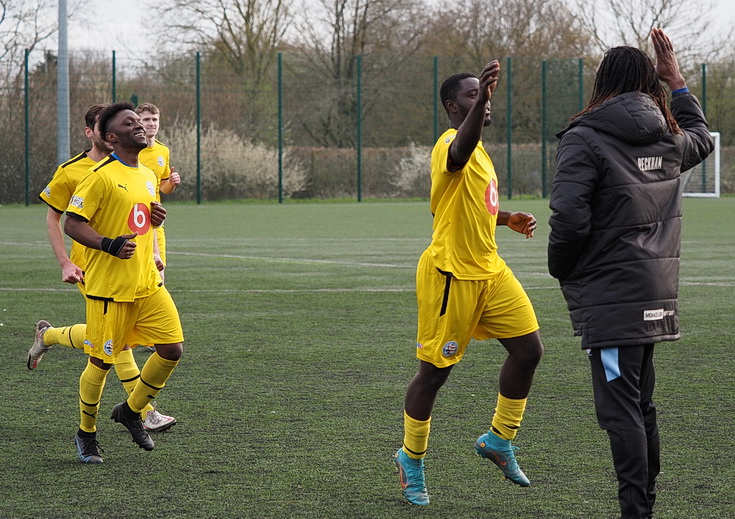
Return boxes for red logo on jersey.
[128,203,151,235]
[485,178,499,215]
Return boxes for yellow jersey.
[66,154,162,302]
[138,139,170,200]
[428,128,506,280]
[39,150,100,272]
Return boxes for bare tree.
[159,0,295,138]
[165,0,291,78]
[423,0,591,62]
[0,0,60,86]
[574,0,718,60]
[290,0,431,147]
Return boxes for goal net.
[682,132,720,197]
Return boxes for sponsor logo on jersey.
[118,183,128,191]
[103,339,114,356]
[69,195,84,209]
[128,202,152,235]
[638,156,663,171]
[442,341,459,357]
[485,177,499,215]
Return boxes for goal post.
[682,131,720,198]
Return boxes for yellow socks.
[44,324,86,349]
[114,348,154,418]
[127,352,179,414]
[402,411,431,460]
[491,393,527,440]
[79,360,109,433]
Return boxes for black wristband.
[100,236,129,256]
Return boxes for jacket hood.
[557,91,667,146]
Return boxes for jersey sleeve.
[162,146,171,180]
[39,165,73,213]
[430,132,455,177]
[66,169,106,222]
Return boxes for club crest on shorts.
[416,342,423,350]
[104,339,114,356]
[442,341,459,357]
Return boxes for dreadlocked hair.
[574,46,681,134]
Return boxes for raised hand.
[651,28,686,91]
[479,60,501,100]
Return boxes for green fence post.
[433,56,439,144]
[356,54,363,202]
[701,63,707,191]
[506,56,512,199]
[112,50,116,103]
[196,52,202,205]
[578,58,584,111]
[541,60,548,198]
[24,48,30,206]
[701,63,707,116]
[278,52,283,203]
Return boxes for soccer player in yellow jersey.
[394,61,544,506]
[39,105,108,289]
[64,102,185,462]
[135,102,180,281]
[30,105,177,435]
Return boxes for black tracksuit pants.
[588,344,660,519]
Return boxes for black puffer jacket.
[548,91,713,349]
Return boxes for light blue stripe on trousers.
[601,347,620,382]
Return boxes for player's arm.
[45,206,84,283]
[651,28,686,92]
[64,213,137,259]
[152,228,164,272]
[449,60,500,171]
[651,28,714,170]
[159,166,180,194]
[150,201,167,227]
[497,211,537,238]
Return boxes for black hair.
[576,46,680,133]
[440,72,476,115]
[98,102,136,141]
[84,104,108,130]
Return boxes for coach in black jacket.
[548,29,713,519]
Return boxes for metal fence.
[1,49,730,205]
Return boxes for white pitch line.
[0,285,559,294]
[169,250,414,269]
[680,280,735,287]
[0,286,416,294]
[2,280,731,295]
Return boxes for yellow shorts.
[84,286,184,363]
[415,249,539,368]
